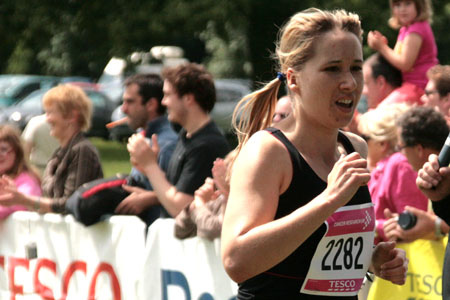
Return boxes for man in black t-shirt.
[118,63,230,218]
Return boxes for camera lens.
[398,211,417,230]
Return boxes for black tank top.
[238,128,372,300]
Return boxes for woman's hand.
[212,158,229,195]
[191,177,218,210]
[371,241,408,285]
[0,175,25,206]
[324,152,371,208]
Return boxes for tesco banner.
[0,212,237,300]
[138,219,237,300]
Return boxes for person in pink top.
[0,125,41,219]
[368,0,438,102]
[357,104,428,244]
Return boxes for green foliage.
[6,41,34,74]
[0,0,449,80]
[201,21,252,78]
[90,138,131,178]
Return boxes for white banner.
[0,212,237,300]
[139,219,237,300]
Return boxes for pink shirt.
[397,21,438,90]
[380,82,424,107]
[368,152,428,242]
[0,172,42,219]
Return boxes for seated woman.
[358,103,428,243]
[0,125,41,219]
[0,84,103,213]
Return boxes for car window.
[14,82,40,99]
[88,92,106,109]
[18,92,43,111]
[217,88,244,103]
[0,77,28,97]
[40,80,58,90]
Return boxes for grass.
[89,131,237,179]
[89,137,131,178]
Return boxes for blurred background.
[1,0,449,176]
[1,1,449,82]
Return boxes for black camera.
[398,211,417,230]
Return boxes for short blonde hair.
[43,84,92,132]
[358,103,411,149]
[388,0,433,29]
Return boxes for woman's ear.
[379,141,390,153]
[286,68,300,95]
[68,110,79,125]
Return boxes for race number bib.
[300,203,375,296]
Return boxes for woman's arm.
[174,205,197,239]
[192,194,227,240]
[0,176,52,213]
[221,131,370,283]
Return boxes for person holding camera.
[382,106,449,242]
[415,108,450,299]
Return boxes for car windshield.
[0,76,30,97]
[87,91,106,109]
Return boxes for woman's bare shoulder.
[234,130,292,185]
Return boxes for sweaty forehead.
[312,30,363,62]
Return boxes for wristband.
[435,217,445,238]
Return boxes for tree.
[0,0,449,80]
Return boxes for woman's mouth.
[336,99,353,109]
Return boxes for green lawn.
[90,138,131,178]
[90,132,237,178]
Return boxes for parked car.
[0,75,60,108]
[0,87,116,139]
[211,79,252,136]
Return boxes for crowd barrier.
[0,212,237,300]
[4,212,445,300]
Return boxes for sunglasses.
[0,146,13,156]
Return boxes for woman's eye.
[325,66,340,72]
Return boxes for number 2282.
[321,237,364,271]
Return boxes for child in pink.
[368,0,438,105]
